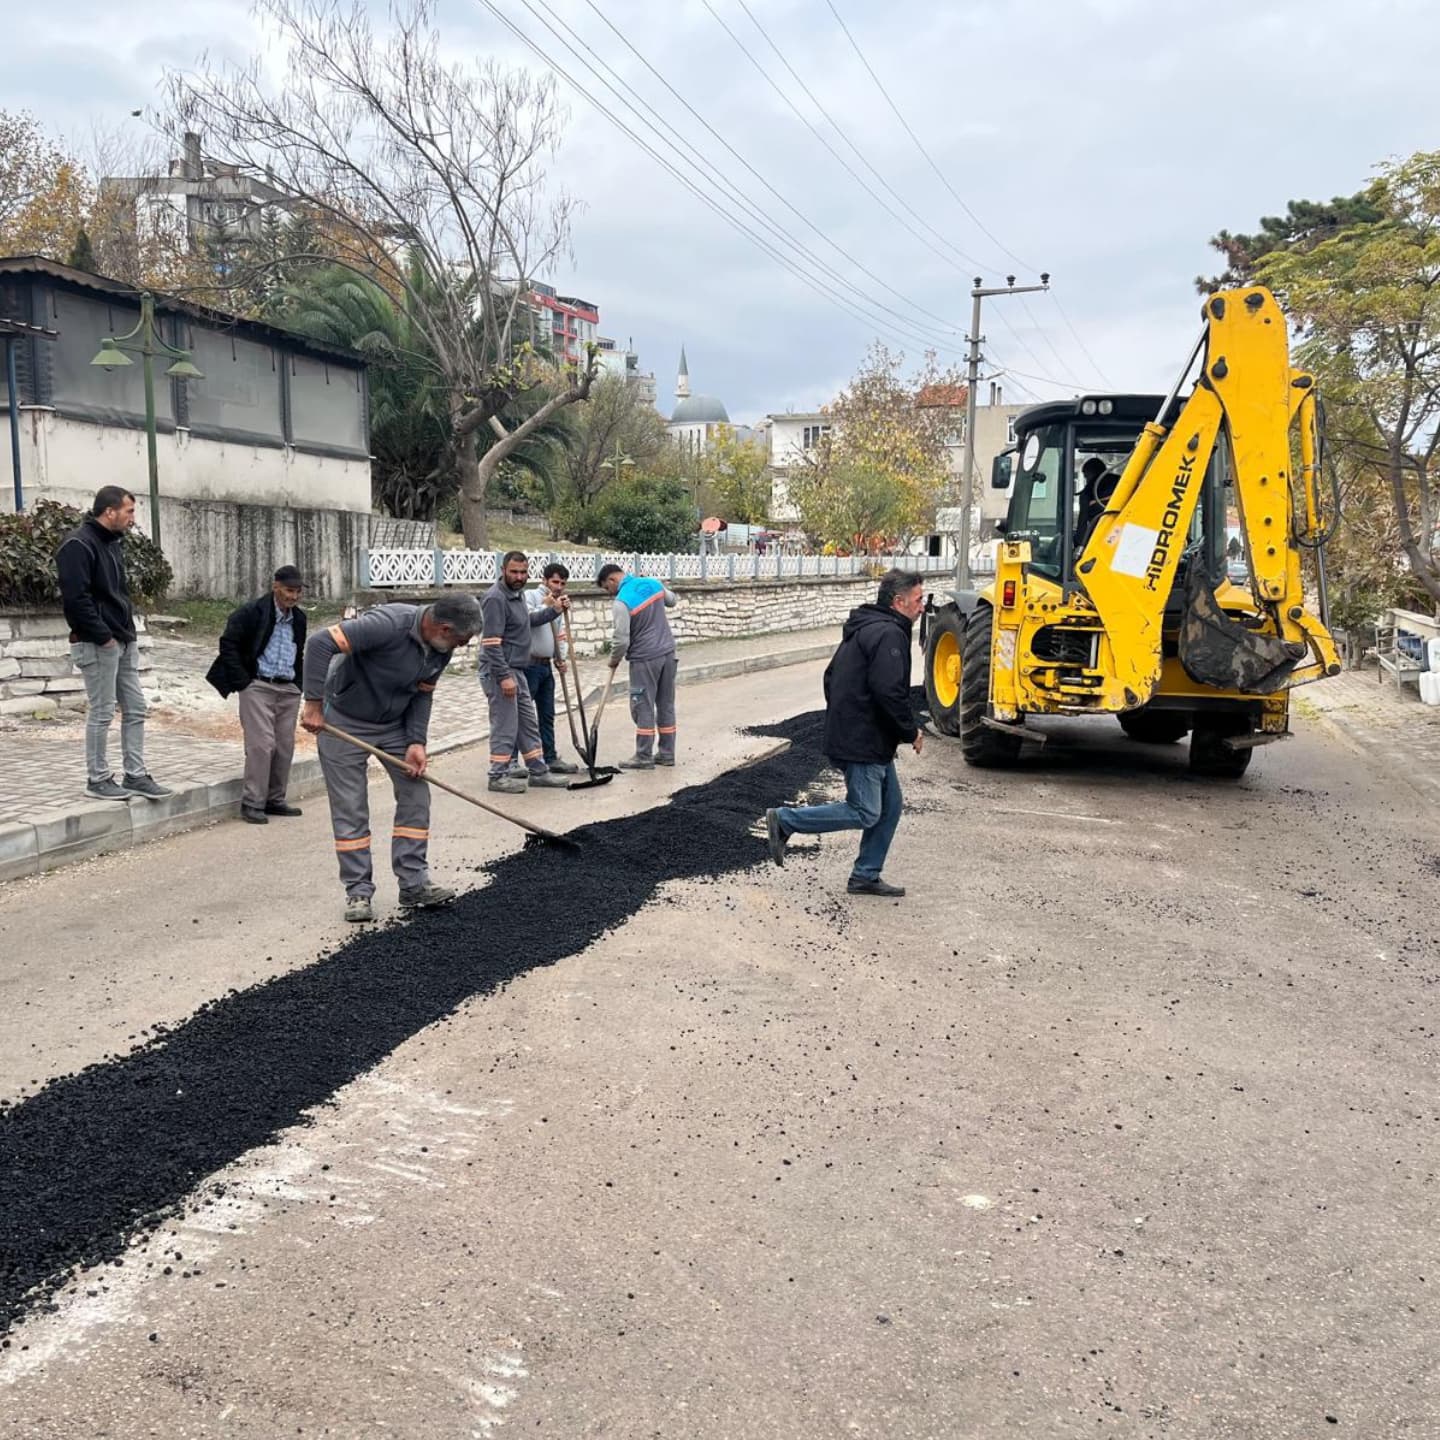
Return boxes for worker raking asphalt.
[0,711,826,1338]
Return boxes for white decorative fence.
[358,549,958,589]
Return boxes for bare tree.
[161,0,596,546]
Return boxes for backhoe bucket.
[1178,565,1307,695]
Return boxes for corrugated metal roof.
[0,255,367,367]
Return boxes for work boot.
[619,754,656,771]
[85,777,132,802]
[847,877,905,898]
[764,808,790,868]
[528,770,571,788]
[344,895,375,923]
[265,803,303,817]
[655,755,676,767]
[546,758,579,774]
[241,805,269,825]
[489,774,529,794]
[399,883,457,909]
[122,773,173,800]
[507,761,527,777]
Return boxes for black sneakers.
[847,877,905,898]
[85,778,131,802]
[122,773,172,800]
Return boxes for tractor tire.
[1188,720,1254,779]
[924,606,965,736]
[1118,710,1191,745]
[959,603,1023,768]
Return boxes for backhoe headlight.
[1080,399,1097,415]
[1098,399,1114,415]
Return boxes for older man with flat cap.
[207,564,308,825]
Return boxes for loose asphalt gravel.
[0,710,828,1338]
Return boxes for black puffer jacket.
[821,604,919,765]
[57,517,136,645]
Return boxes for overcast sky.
[5,0,1437,425]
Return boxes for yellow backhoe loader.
[923,285,1341,778]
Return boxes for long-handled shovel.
[320,722,580,852]
[552,619,615,790]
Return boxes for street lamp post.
[90,293,204,549]
[599,440,635,480]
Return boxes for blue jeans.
[777,761,903,883]
[511,662,558,765]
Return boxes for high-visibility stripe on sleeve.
[392,826,429,841]
[328,624,351,654]
[334,834,371,852]
[481,637,504,646]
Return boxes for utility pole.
[958,272,1050,589]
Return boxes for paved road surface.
[1,660,1435,1438]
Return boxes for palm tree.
[278,259,571,527]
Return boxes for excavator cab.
[924,285,1340,779]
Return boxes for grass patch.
[162,596,350,644]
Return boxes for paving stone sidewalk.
[0,627,841,881]
[1296,667,1440,805]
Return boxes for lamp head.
[90,337,132,369]
[165,351,204,380]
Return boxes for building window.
[944,419,967,448]
[802,423,830,450]
[1006,415,1017,443]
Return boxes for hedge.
[0,500,173,609]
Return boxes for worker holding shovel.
[301,595,481,923]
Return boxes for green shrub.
[0,500,173,609]
[590,474,696,554]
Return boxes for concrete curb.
[0,636,834,884]
[1295,695,1440,805]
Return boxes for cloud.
[7,0,1438,424]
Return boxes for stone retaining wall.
[392,574,884,664]
[0,613,156,717]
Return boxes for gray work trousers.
[629,654,678,759]
[238,679,301,810]
[316,711,430,899]
[480,671,549,778]
[71,639,146,784]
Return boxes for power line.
[820,0,1115,390]
[1048,287,1116,389]
[710,0,1078,391]
[511,0,962,353]
[821,0,1032,272]
[700,0,989,277]
[560,0,964,341]
[476,0,964,360]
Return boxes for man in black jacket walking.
[206,566,308,824]
[57,486,171,802]
[764,569,925,897]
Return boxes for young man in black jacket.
[56,486,172,802]
[765,569,925,897]
[206,566,308,824]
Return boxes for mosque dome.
[671,393,730,425]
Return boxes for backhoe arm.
[1076,286,1337,703]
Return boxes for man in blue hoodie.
[764,569,925,898]
[598,563,680,770]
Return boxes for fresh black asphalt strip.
[0,711,828,1338]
